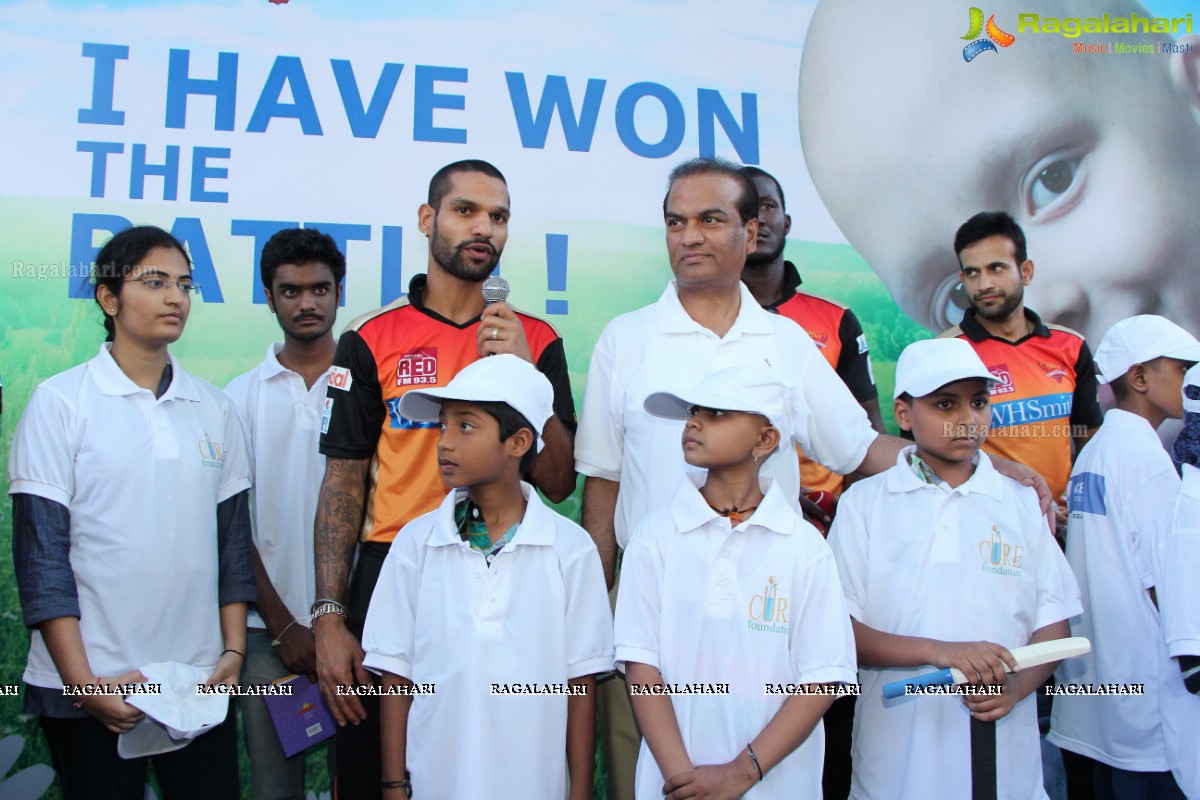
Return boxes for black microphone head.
[482,275,510,305]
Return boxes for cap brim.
[643,392,692,420]
[398,387,511,423]
[897,369,998,400]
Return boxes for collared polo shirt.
[225,342,330,629]
[1050,410,1182,771]
[362,482,613,799]
[614,475,857,798]
[941,307,1102,500]
[575,280,877,549]
[1153,464,1200,796]
[828,447,1080,800]
[9,344,251,686]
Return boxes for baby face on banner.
[799,0,1200,342]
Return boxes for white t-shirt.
[1152,463,1200,795]
[828,447,1080,800]
[1049,409,1181,772]
[575,281,876,548]
[361,482,613,800]
[8,344,251,686]
[225,343,330,629]
[614,475,857,799]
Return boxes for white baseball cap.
[1094,315,1200,384]
[643,365,792,445]
[893,338,998,400]
[397,354,553,452]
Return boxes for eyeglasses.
[128,276,201,295]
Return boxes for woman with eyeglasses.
[8,225,254,799]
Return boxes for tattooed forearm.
[314,457,370,603]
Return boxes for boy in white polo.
[1049,316,1200,799]
[1153,364,1200,797]
[614,365,857,799]
[828,338,1081,800]
[361,354,612,800]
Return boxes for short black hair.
[954,211,1028,265]
[1108,373,1132,402]
[738,165,786,212]
[474,400,538,474]
[664,157,759,224]
[427,160,507,209]
[93,225,191,343]
[260,227,346,290]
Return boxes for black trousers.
[40,704,238,800]
[333,540,391,800]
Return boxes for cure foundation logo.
[397,348,438,387]
[198,433,226,468]
[978,525,1024,577]
[748,576,789,635]
[962,7,1016,62]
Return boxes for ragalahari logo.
[962,7,1016,61]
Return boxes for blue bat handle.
[882,668,955,699]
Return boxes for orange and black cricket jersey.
[320,275,574,543]
[941,307,1102,500]
[765,262,878,496]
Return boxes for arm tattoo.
[314,458,370,603]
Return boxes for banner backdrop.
[0,0,1193,796]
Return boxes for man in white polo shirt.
[225,227,344,800]
[575,157,1054,799]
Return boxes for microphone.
[482,275,509,306]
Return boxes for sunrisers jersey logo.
[962,7,1016,62]
[979,525,1024,577]
[198,433,226,468]
[748,576,789,635]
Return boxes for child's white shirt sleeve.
[1156,465,1200,659]
[562,542,615,679]
[362,527,421,679]
[1124,463,1183,591]
[788,539,858,683]
[825,486,870,623]
[1017,485,1082,631]
[612,519,663,673]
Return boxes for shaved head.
[799,0,1200,340]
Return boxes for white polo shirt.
[575,281,876,548]
[225,343,330,629]
[361,482,613,799]
[1049,409,1180,771]
[828,447,1080,800]
[613,475,857,799]
[1153,463,1200,795]
[8,344,251,686]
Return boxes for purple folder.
[262,675,336,758]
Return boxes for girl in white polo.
[8,226,254,799]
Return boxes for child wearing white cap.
[613,365,857,799]
[1151,364,1200,798]
[1050,315,1200,799]
[826,337,1081,799]
[359,354,613,800]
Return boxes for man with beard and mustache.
[225,227,345,799]
[312,160,577,800]
[939,212,1102,521]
